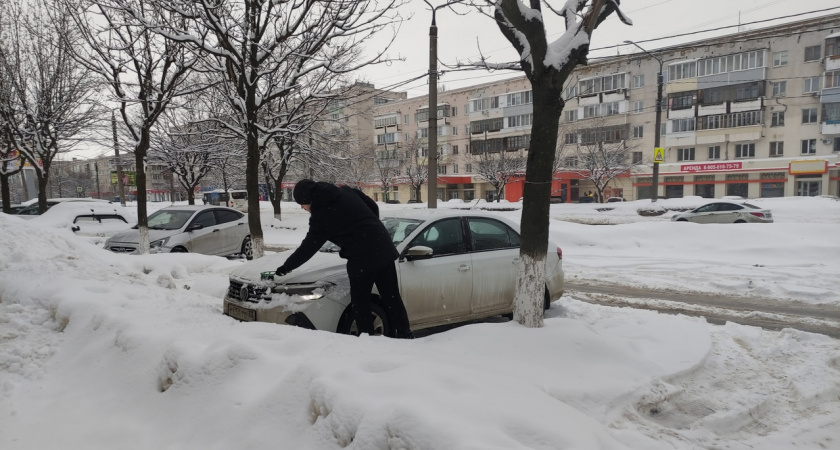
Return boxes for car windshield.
[382,217,424,246]
[147,210,195,230]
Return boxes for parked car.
[671,201,773,224]
[577,196,595,203]
[605,197,625,203]
[30,202,133,236]
[104,205,252,258]
[223,209,564,336]
[14,198,111,218]
[1,204,26,214]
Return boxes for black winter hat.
[293,179,316,205]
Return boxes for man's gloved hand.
[275,267,290,277]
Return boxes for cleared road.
[565,282,840,338]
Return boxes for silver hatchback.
[105,205,252,258]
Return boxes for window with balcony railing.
[583,101,621,118]
[414,105,451,122]
[374,116,398,128]
[698,111,763,130]
[579,124,628,144]
[579,73,626,96]
[470,117,504,134]
[825,70,840,89]
[699,81,764,104]
[376,133,396,145]
[669,91,695,110]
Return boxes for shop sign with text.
[680,162,742,172]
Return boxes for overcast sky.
[359,0,840,97]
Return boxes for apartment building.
[371,12,840,202]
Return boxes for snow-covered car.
[223,210,564,336]
[671,201,773,224]
[14,197,112,219]
[104,205,252,258]
[29,202,134,236]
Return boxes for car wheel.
[241,236,253,260]
[734,219,746,223]
[336,302,390,337]
[544,287,551,311]
[677,218,688,222]
[170,246,188,253]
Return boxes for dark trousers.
[347,259,411,337]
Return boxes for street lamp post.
[625,41,663,202]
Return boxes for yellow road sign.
[653,147,665,163]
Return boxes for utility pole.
[94,161,102,199]
[427,5,438,209]
[625,41,663,202]
[112,112,126,206]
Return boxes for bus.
[202,189,248,212]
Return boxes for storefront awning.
[438,176,472,184]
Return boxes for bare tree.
[63,0,200,254]
[561,121,640,202]
[0,0,101,213]
[0,61,25,211]
[372,143,404,202]
[468,142,527,202]
[466,0,630,327]
[401,135,427,203]
[152,0,406,259]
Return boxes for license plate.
[226,303,257,322]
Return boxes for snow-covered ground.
[1,196,838,449]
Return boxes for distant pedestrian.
[274,179,413,338]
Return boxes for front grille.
[228,280,267,303]
[108,245,136,253]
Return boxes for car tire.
[336,302,390,337]
[241,236,253,260]
[734,220,746,223]
[677,218,688,222]
[544,287,551,311]
[170,246,188,253]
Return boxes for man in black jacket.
[275,179,413,338]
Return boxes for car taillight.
[557,247,563,260]
[749,212,766,218]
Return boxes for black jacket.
[279,183,398,277]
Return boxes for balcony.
[696,110,763,131]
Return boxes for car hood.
[108,228,182,243]
[230,250,347,284]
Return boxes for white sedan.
[671,201,773,224]
[223,210,564,336]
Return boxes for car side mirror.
[404,245,433,261]
[186,223,204,232]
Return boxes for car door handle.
[458,264,471,272]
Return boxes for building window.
[579,73,627,95]
[671,118,695,133]
[632,151,643,164]
[564,133,578,144]
[465,164,472,172]
[772,51,787,67]
[800,139,816,154]
[439,165,447,175]
[506,91,532,106]
[835,137,840,153]
[804,45,821,62]
[668,61,696,81]
[633,74,644,88]
[419,128,429,138]
[802,108,818,124]
[632,101,644,113]
[735,143,755,158]
[803,77,820,93]
[453,164,458,174]
[670,91,695,110]
[452,145,458,155]
[771,81,786,97]
[452,126,458,136]
[632,125,643,139]
[708,145,720,160]
[825,70,840,89]
[565,110,577,122]
[565,85,578,99]
[451,106,458,116]
[465,124,471,134]
[507,114,533,128]
[583,101,621,118]
[769,141,784,157]
[404,115,409,124]
[771,111,785,127]
[677,147,695,161]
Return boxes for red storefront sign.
[680,162,742,172]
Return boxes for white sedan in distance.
[671,200,773,224]
[223,210,564,336]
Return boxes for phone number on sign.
[680,162,742,172]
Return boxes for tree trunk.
[135,133,150,254]
[513,81,564,328]
[246,133,265,259]
[272,178,282,221]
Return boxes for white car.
[14,197,111,219]
[104,205,252,258]
[29,202,134,236]
[223,210,564,336]
[671,201,773,224]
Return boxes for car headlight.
[272,283,332,301]
[150,237,170,252]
